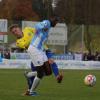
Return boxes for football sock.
[51,62,59,77]
[30,76,40,92]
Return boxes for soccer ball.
[84,74,96,87]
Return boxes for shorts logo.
[37,61,42,65]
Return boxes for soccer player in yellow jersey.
[12,26,36,49]
[9,23,63,96]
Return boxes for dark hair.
[9,24,19,31]
[49,15,61,27]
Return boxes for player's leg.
[23,62,37,95]
[24,52,52,95]
[46,50,63,83]
[46,50,59,76]
[27,46,47,96]
[25,62,37,89]
[49,59,63,83]
[30,60,52,96]
[43,61,52,76]
[29,65,44,94]
[29,62,36,89]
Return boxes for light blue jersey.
[30,20,51,50]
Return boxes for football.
[84,74,96,87]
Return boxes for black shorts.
[36,61,52,78]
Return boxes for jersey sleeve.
[16,38,28,49]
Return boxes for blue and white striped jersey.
[30,20,51,50]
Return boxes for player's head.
[35,20,51,32]
[9,24,23,38]
[42,20,51,29]
[49,15,59,27]
[41,20,51,32]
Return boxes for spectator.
[4,51,10,59]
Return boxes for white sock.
[30,76,40,92]
[27,71,37,78]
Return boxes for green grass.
[0,69,100,100]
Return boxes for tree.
[0,0,39,20]
[55,0,100,52]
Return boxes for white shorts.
[27,45,48,66]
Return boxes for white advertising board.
[55,60,100,70]
[0,19,8,43]
[0,19,7,32]
[0,59,100,70]
[0,59,31,69]
[47,23,67,45]
[0,34,8,43]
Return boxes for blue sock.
[51,62,59,77]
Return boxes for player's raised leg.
[46,50,63,83]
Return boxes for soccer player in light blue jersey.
[27,17,59,96]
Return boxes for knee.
[37,72,44,79]
[48,59,54,64]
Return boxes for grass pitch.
[0,69,100,100]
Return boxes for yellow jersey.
[16,27,36,49]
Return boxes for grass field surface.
[0,69,100,100]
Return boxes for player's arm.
[16,38,28,49]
